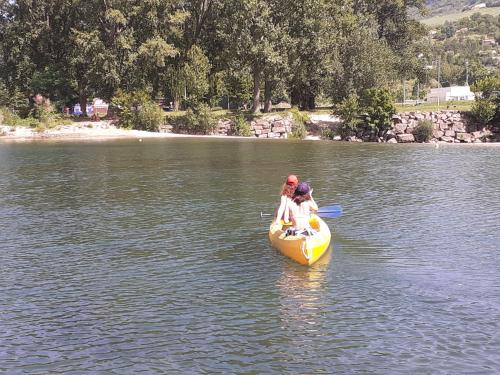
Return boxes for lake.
[1,138,499,373]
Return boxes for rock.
[394,123,406,134]
[392,115,403,123]
[273,126,286,133]
[396,133,415,143]
[452,122,466,132]
[456,132,472,142]
[440,136,454,143]
[347,136,358,142]
[432,130,444,138]
[444,130,455,137]
[474,139,483,143]
[333,135,342,141]
[387,138,398,143]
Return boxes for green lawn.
[396,101,473,113]
[421,7,500,27]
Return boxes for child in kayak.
[275,174,298,224]
[287,182,318,236]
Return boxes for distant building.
[426,86,476,103]
[482,38,497,46]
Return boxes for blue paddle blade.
[317,205,343,219]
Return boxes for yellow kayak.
[268,214,331,266]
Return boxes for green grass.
[396,101,473,113]
[421,7,500,27]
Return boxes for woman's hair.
[293,182,311,205]
[280,183,296,198]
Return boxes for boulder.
[273,126,286,133]
[444,130,455,137]
[396,133,415,143]
[394,123,406,134]
[456,132,472,142]
[432,130,444,138]
[392,115,403,123]
[440,136,454,143]
[387,138,398,143]
[333,135,342,141]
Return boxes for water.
[0,138,499,374]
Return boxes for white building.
[426,86,476,103]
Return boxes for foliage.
[471,99,497,125]
[361,89,397,132]
[321,127,337,140]
[334,94,362,137]
[290,122,307,139]
[0,0,432,117]
[179,103,217,135]
[112,90,164,131]
[413,119,434,142]
[290,107,310,125]
[231,114,252,136]
[471,73,500,127]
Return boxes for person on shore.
[287,182,318,236]
[275,174,299,224]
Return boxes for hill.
[425,0,500,16]
[422,6,500,26]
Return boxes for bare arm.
[275,195,287,223]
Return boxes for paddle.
[260,204,343,219]
[317,204,343,218]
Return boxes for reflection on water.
[277,248,332,333]
[0,139,499,373]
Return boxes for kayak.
[268,214,331,266]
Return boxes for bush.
[334,94,362,137]
[180,103,217,134]
[231,114,252,136]
[321,127,337,140]
[112,90,164,131]
[289,107,309,139]
[135,101,164,131]
[471,99,496,126]
[361,88,396,132]
[413,119,434,143]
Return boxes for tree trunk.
[173,99,180,111]
[290,87,301,108]
[307,94,316,110]
[252,67,261,113]
[79,90,87,117]
[263,80,273,113]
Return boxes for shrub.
[413,119,434,143]
[321,127,337,140]
[180,103,217,134]
[471,99,496,126]
[289,107,309,139]
[135,101,164,131]
[231,114,252,136]
[112,90,164,131]
[361,88,396,132]
[334,94,362,137]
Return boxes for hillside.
[425,0,500,16]
[422,6,500,26]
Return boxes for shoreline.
[1,120,499,146]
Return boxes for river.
[0,138,499,373]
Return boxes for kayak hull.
[268,214,331,266]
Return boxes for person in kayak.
[275,174,299,224]
[287,182,318,236]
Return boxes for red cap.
[286,174,298,186]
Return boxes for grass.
[421,7,500,27]
[396,101,473,113]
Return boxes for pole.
[403,79,406,105]
[465,60,469,86]
[437,57,441,87]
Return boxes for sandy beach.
[0,120,245,142]
[1,119,498,145]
